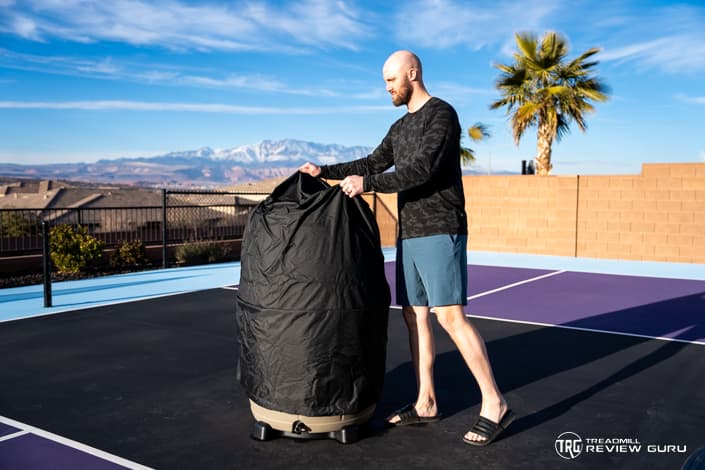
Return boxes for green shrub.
[1,211,35,237]
[175,240,230,266]
[49,224,105,273]
[110,240,149,268]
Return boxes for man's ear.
[407,68,417,81]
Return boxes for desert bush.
[0,211,36,237]
[175,240,230,266]
[49,224,105,273]
[110,239,149,268]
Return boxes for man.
[299,50,513,446]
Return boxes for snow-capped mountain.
[0,140,374,188]
[208,140,371,165]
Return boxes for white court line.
[0,283,237,324]
[465,270,565,301]
[387,269,704,346]
[389,269,565,307]
[225,272,564,298]
[0,416,154,470]
[0,430,30,442]
[465,313,705,347]
[388,305,705,346]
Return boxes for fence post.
[42,221,52,308]
[162,189,167,269]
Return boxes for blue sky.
[0,0,704,175]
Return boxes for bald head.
[383,50,423,80]
[382,50,430,111]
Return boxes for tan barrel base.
[249,400,375,434]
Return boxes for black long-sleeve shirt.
[320,97,467,240]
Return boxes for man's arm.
[366,104,457,194]
[321,131,395,180]
[299,128,396,198]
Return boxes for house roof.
[52,187,164,208]
[0,178,272,210]
[0,184,63,210]
[0,180,164,209]
[223,176,285,194]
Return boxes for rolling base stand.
[250,420,361,444]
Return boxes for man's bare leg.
[433,305,508,443]
[387,305,439,423]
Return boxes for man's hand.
[299,162,321,177]
[341,175,364,198]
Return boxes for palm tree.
[460,123,491,165]
[490,32,609,175]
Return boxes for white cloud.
[0,99,392,115]
[0,48,346,96]
[1,0,371,52]
[394,0,558,50]
[244,0,370,51]
[75,57,120,75]
[176,73,340,97]
[674,94,705,105]
[392,1,705,74]
[601,35,705,73]
[10,15,42,40]
[595,4,705,73]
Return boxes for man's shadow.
[377,290,705,436]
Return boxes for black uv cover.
[236,172,391,416]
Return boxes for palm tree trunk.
[535,122,554,175]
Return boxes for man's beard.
[391,81,412,107]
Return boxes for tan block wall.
[577,163,705,263]
[372,162,705,264]
[464,175,579,256]
[361,193,397,247]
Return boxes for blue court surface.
[1,250,704,469]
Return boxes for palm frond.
[460,146,476,165]
[490,30,610,173]
[468,123,491,141]
[460,123,491,165]
[515,32,538,62]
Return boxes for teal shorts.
[396,234,468,307]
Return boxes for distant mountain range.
[0,139,503,188]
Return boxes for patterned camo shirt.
[320,97,467,240]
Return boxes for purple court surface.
[0,416,149,469]
[1,250,704,469]
[384,257,705,345]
